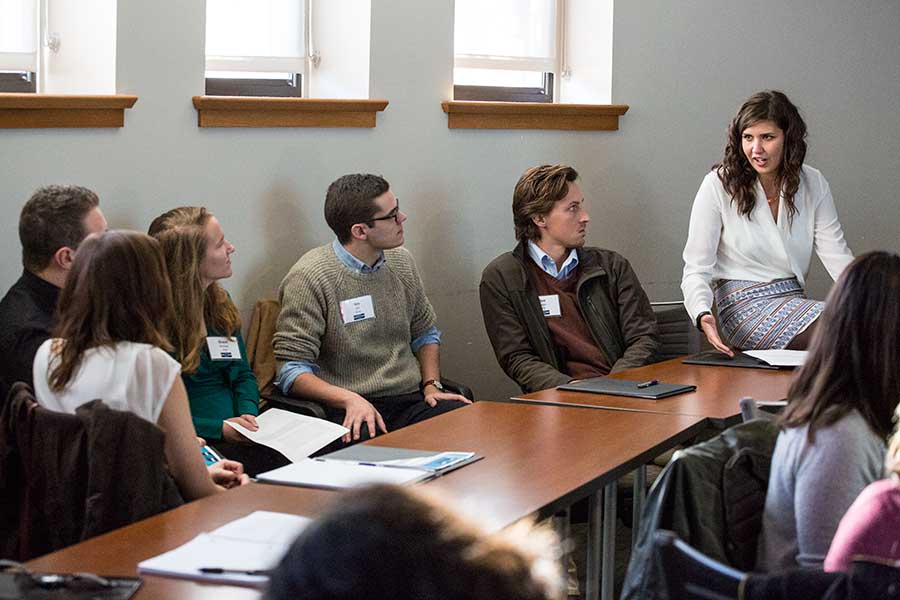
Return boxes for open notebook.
[138,511,310,587]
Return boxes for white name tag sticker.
[340,294,376,325]
[539,294,562,318]
[206,336,241,360]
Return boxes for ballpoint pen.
[636,379,659,389]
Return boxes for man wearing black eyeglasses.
[274,174,470,444]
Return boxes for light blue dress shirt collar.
[332,238,385,273]
[526,240,579,280]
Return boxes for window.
[453,0,562,103]
[452,0,614,106]
[0,0,38,92]
[0,0,116,94]
[205,0,308,97]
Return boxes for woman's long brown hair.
[49,231,174,391]
[148,207,240,374]
[780,251,900,442]
[714,90,807,221]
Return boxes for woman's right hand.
[700,313,734,356]
[222,415,258,443]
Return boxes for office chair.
[621,419,777,600]
[0,383,183,560]
[654,530,744,600]
[739,396,779,423]
[651,302,703,362]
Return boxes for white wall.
[1,0,898,401]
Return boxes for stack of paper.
[138,511,310,587]
[256,458,434,489]
[744,349,808,367]
[223,408,348,462]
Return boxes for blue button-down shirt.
[275,240,442,394]
[527,240,580,280]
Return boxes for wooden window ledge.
[441,101,628,131]
[192,97,389,128]
[0,94,138,128]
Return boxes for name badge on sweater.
[340,294,375,324]
[207,336,241,360]
[539,294,562,318]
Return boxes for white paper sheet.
[223,408,348,463]
[256,458,431,489]
[138,511,310,587]
[744,349,808,367]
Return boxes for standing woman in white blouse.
[681,90,854,354]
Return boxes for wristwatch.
[422,379,445,392]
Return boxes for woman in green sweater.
[149,206,288,475]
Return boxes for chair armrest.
[441,376,474,401]
[261,391,327,419]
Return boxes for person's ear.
[532,214,547,229]
[54,246,76,271]
[350,223,369,241]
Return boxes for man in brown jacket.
[479,165,659,393]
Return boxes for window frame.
[452,0,565,103]
[204,73,302,98]
[453,72,553,103]
[204,0,311,98]
[0,70,36,93]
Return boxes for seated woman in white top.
[681,90,854,354]
[32,230,246,501]
[757,251,899,571]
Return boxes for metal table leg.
[601,480,617,600]
[585,490,602,600]
[632,464,646,547]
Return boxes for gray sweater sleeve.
[792,413,885,567]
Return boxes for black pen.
[636,379,659,389]
[199,567,271,576]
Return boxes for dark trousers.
[321,390,468,449]
[210,440,291,477]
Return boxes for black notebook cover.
[557,377,696,399]
[0,572,141,600]
[682,350,784,370]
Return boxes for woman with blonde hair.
[32,230,246,500]
[149,207,287,475]
[825,407,900,571]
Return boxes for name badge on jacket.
[539,294,562,317]
[207,336,241,360]
[340,294,376,324]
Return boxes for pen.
[636,379,659,389]
[199,567,270,576]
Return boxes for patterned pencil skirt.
[713,278,822,350]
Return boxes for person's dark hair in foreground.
[266,484,564,600]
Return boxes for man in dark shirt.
[0,185,108,395]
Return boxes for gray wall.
[1,0,898,401]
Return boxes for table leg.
[632,465,646,547]
[601,480,617,600]
[585,490,602,600]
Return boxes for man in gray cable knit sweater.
[273,174,470,443]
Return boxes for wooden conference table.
[511,356,795,428]
[27,401,706,600]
